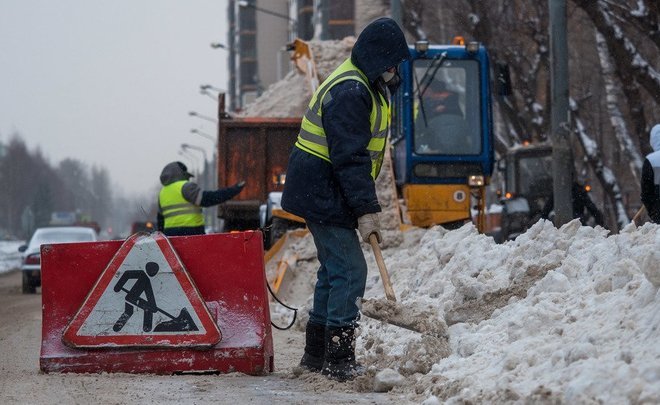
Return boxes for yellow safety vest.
[159,180,204,228]
[295,58,389,179]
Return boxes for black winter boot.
[299,321,325,372]
[321,325,364,382]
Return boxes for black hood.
[351,17,411,83]
[160,161,193,186]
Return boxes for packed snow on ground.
[0,241,24,274]
[268,220,660,403]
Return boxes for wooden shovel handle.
[369,234,397,302]
[632,206,646,225]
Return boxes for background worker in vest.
[157,161,245,236]
[281,17,410,381]
[641,124,660,223]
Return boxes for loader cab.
[390,39,495,229]
[497,143,553,241]
[391,40,494,185]
[501,144,553,215]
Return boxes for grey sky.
[0,0,228,196]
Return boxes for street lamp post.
[177,149,199,175]
[210,41,239,111]
[181,143,216,231]
[190,129,219,231]
[181,143,208,188]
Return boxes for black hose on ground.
[266,279,298,330]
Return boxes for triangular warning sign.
[62,232,221,348]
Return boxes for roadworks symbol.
[62,232,221,348]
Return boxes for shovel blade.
[153,308,199,332]
[361,298,448,339]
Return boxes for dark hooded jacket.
[281,17,410,228]
[641,124,660,223]
[157,161,245,236]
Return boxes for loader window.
[412,59,481,156]
[516,154,553,198]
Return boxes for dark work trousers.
[306,221,368,328]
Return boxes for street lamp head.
[188,111,219,124]
[238,0,249,7]
[191,128,215,142]
[210,42,228,50]
[200,84,225,92]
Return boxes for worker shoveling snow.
[268,220,660,403]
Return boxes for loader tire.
[268,217,295,249]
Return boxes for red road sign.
[62,232,221,348]
[41,231,273,375]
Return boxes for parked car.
[18,226,98,294]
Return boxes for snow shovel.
[360,234,448,339]
[632,206,646,225]
[153,307,199,332]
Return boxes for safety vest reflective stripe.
[159,181,204,228]
[161,207,202,218]
[295,57,389,179]
[161,202,197,212]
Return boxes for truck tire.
[268,217,289,249]
[22,272,36,294]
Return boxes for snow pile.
[238,38,355,118]
[272,220,660,403]
[0,241,24,274]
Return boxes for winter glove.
[226,180,246,199]
[357,213,382,244]
[200,180,246,207]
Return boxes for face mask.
[381,70,396,82]
[379,71,401,93]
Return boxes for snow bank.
[0,241,24,274]
[272,220,660,403]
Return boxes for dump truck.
[215,115,301,235]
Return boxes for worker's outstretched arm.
[199,181,246,207]
[181,180,245,207]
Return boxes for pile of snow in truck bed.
[238,38,355,118]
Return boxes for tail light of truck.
[272,173,286,185]
[24,254,40,265]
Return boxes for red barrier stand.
[40,231,274,375]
